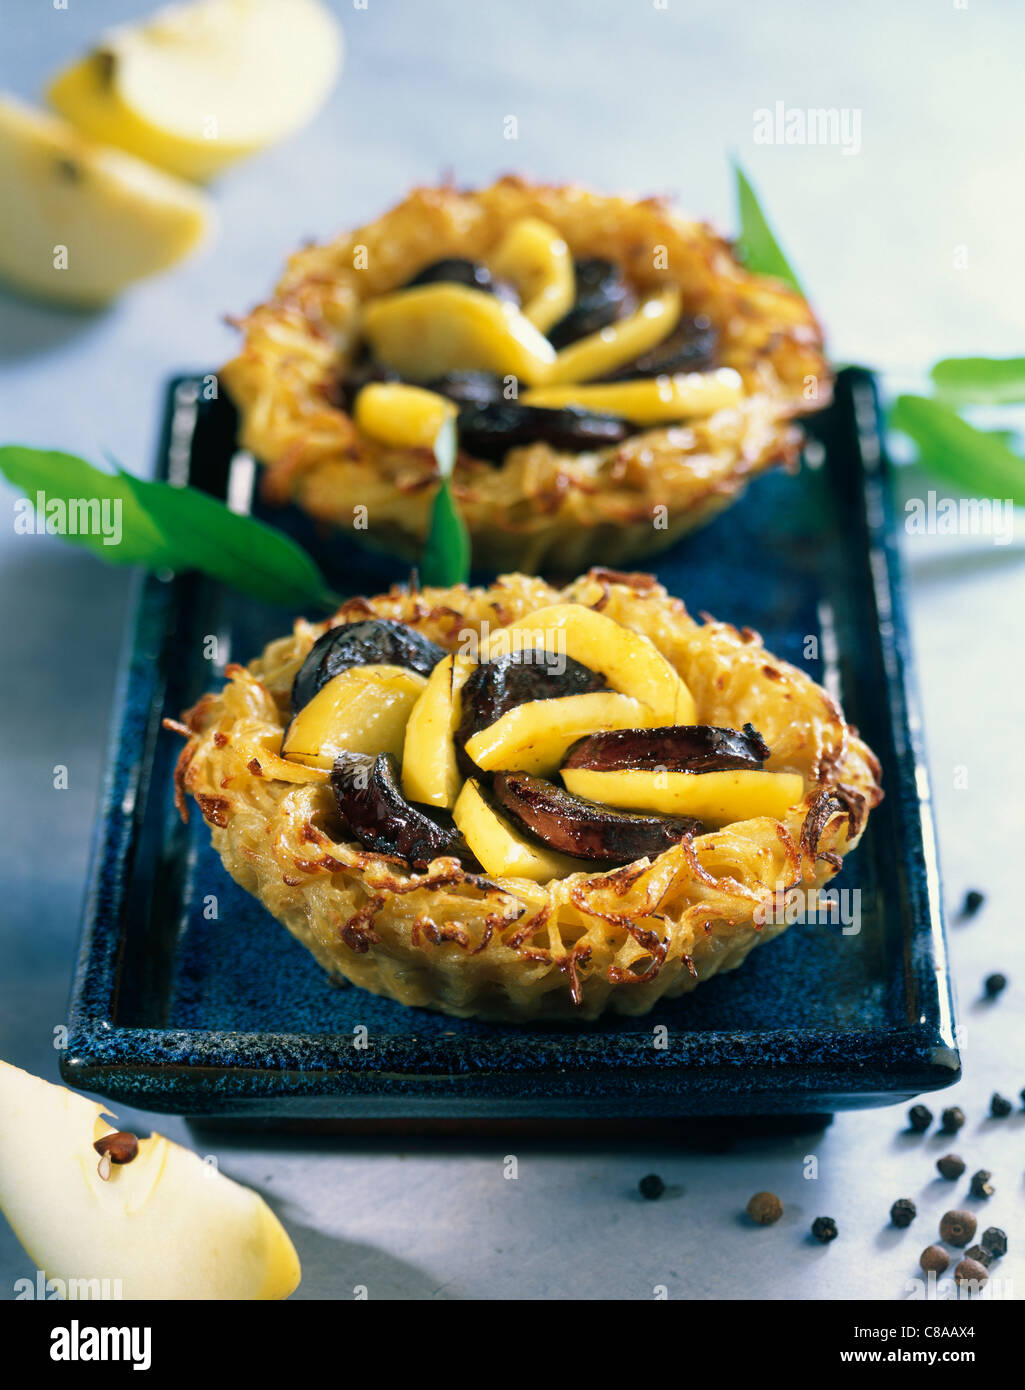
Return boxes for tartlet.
[221,177,830,572]
[170,569,881,1022]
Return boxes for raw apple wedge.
[0,95,212,307]
[48,0,342,182]
[561,767,805,827]
[482,604,696,725]
[0,1059,300,1300]
[401,653,476,808]
[453,780,591,882]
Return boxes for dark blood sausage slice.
[425,370,507,409]
[456,402,631,462]
[492,773,701,863]
[404,257,518,303]
[546,258,638,349]
[456,651,608,768]
[331,752,462,866]
[291,619,445,715]
[600,315,720,381]
[562,723,771,773]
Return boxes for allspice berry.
[890,1198,917,1228]
[954,1257,988,1289]
[940,1106,965,1134]
[963,1244,992,1267]
[908,1104,933,1132]
[919,1244,949,1274]
[746,1191,783,1225]
[936,1153,966,1180]
[939,1209,977,1247]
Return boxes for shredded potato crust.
[220,177,832,571]
[173,571,881,1021]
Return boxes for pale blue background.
[1,0,1024,1301]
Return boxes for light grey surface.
[1,0,1023,1301]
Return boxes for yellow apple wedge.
[487,218,575,333]
[453,780,592,882]
[481,604,697,725]
[401,653,476,808]
[464,691,655,777]
[522,367,745,424]
[561,767,805,827]
[354,383,457,451]
[362,283,557,385]
[0,1060,300,1300]
[543,286,682,384]
[0,96,212,307]
[283,665,426,770]
[48,0,342,182]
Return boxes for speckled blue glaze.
[61,369,960,1118]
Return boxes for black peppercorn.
[746,1191,783,1225]
[963,1244,992,1267]
[811,1216,838,1243]
[984,972,1008,998]
[989,1092,1012,1118]
[981,1227,1007,1259]
[969,1170,994,1199]
[907,1104,933,1133]
[638,1173,665,1201]
[890,1198,917,1228]
[940,1106,965,1134]
[936,1153,966,1180]
[939,1209,977,1247]
[961,889,985,917]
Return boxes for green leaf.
[1,446,174,565]
[0,445,340,610]
[732,160,803,294]
[888,395,1025,507]
[421,416,471,587]
[930,357,1025,405]
[117,471,338,609]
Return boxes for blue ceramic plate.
[61,368,959,1120]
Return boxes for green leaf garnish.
[888,396,1025,507]
[930,357,1025,406]
[732,160,804,294]
[421,416,471,587]
[0,445,341,611]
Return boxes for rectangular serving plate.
[61,367,959,1119]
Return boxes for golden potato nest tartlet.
[220,177,831,573]
[171,570,881,1022]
